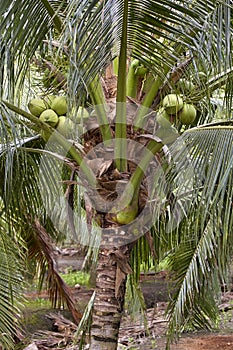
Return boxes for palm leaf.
[0,133,83,322]
[66,1,233,101]
[0,107,90,323]
[74,291,96,349]
[30,219,82,323]
[129,124,233,346]
[0,0,66,100]
[163,125,233,345]
[164,217,222,350]
[0,210,25,349]
[182,126,233,233]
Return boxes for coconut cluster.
[28,96,89,141]
[157,93,197,127]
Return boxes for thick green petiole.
[115,0,128,172]
[41,0,63,33]
[113,139,163,218]
[89,76,112,144]
[134,43,187,129]
[134,75,165,129]
[113,56,119,76]
[130,140,163,190]
[126,59,140,98]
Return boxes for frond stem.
[115,0,128,171]
[89,76,112,143]
[117,140,163,209]
[40,0,63,34]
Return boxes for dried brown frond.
[30,219,82,323]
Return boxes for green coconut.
[156,108,172,128]
[111,202,138,225]
[51,96,68,115]
[162,94,183,115]
[56,116,74,138]
[39,109,59,127]
[28,98,47,117]
[44,95,57,108]
[178,103,197,125]
[115,206,138,225]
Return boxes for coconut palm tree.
[0,0,233,349]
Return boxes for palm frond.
[30,219,82,323]
[125,273,147,315]
[0,135,43,212]
[165,219,221,347]
[66,0,123,103]
[66,0,233,101]
[0,0,66,100]
[182,126,233,233]
[1,139,81,322]
[161,126,233,345]
[130,234,155,283]
[74,291,95,349]
[0,210,25,349]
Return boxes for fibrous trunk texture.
[90,248,127,350]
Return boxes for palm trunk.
[90,248,128,350]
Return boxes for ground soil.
[169,335,233,350]
[117,290,233,350]
[21,248,233,350]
